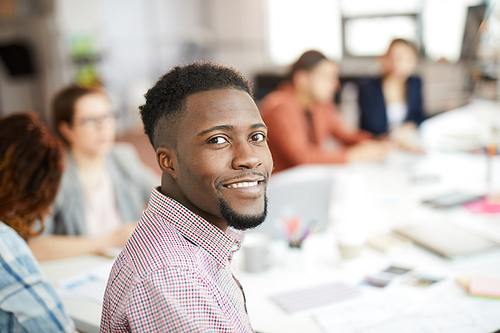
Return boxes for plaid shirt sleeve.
[0,223,75,333]
[124,268,237,332]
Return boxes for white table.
[236,149,500,333]
[41,255,111,333]
[40,102,500,332]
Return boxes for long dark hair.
[288,50,329,81]
[0,112,64,240]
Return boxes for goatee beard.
[219,195,268,230]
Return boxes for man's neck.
[160,175,228,232]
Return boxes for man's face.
[171,89,273,230]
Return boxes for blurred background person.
[29,86,159,261]
[260,50,392,173]
[0,112,75,332]
[357,39,425,150]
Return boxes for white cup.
[337,229,366,260]
[242,233,271,273]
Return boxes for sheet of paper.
[313,280,500,333]
[271,282,361,314]
[312,287,414,332]
[57,260,114,303]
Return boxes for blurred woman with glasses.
[29,86,159,261]
[0,112,75,332]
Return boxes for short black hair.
[140,62,253,149]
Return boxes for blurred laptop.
[394,222,500,260]
[249,165,334,239]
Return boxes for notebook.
[469,275,500,299]
[393,223,500,259]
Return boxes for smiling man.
[100,63,273,332]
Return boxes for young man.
[100,63,273,332]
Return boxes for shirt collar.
[147,187,243,267]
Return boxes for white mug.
[242,233,271,273]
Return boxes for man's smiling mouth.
[225,180,260,189]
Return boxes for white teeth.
[228,181,259,188]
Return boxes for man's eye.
[208,136,227,145]
[251,133,266,142]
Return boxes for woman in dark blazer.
[357,39,425,140]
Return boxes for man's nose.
[232,141,262,170]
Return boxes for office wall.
[0,2,68,121]
[0,0,477,125]
[53,0,273,132]
[0,0,72,122]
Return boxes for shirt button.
[231,244,239,251]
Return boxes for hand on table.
[346,139,393,162]
[389,122,425,153]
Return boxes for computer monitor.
[460,4,487,62]
[249,165,334,239]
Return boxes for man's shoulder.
[120,217,199,278]
[105,227,202,306]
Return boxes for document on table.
[56,260,114,303]
[271,282,361,314]
[313,280,500,333]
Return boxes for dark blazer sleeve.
[357,78,388,136]
[405,76,425,126]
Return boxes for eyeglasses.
[73,112,117,129]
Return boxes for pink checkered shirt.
[100,188,252,332]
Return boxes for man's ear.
[156,147,178,178]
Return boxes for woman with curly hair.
[0,112,75,332]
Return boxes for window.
[267,0,485,64]
[267,0,342,65]
[344,15,419,57]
